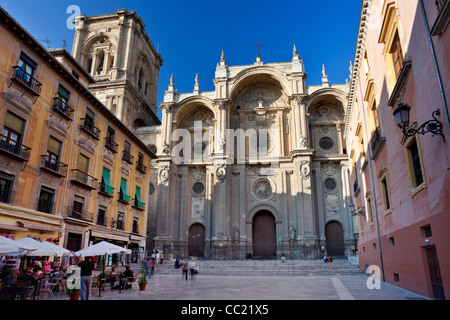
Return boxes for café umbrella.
[15,237,61,256]
[39,240,71,257]
[74,241,131,257]
[0,236,36,255]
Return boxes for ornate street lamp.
[393,103,445,142]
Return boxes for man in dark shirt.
[78,257,95,300]
[120,266,134,289]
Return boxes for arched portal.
[252,210,276,259]
[325,221,345,256]
[188,223,205,257]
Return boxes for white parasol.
[74,241,131,257]
[0,236,36,255]
[15,237,61,256]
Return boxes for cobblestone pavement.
[40,272,430,301]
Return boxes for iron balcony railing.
[104,136,119,153]
[79,118,101,140]
[136,161,147,174]
[40,155,68,177]
[11,66,42,96]
[435,0,446,13]
[52,97,75,120]
[0,134,31,162]
[63,206,95,223]
[122,150,134,164]
[70,169,98,190]
[132,198,145,210]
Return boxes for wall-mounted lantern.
[393,103,445,142]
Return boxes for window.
[379,3,405,91]
[56,85,70,110]
[119,178,130,202]
[117,212,124,230]
[17,52,37,86]
[45,136,62,171]
[97,206,106,226]
[77,154,89,173]
[381,176,391,212]
[84,108,95,130]
[366,196,374,225]
[123,140,133,163]
[72,195,85,219]
[379,168,391,213]
[132,218,139,234]
[101,167,114,195]
[134,186,144,208]
[37,187,54,214]
[389,30,404,79]
[2,112,25,150]
[405,137,425,189]
[0,172,14,203]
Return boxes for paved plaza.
[39,272,429,301]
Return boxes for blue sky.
[1,0,362,120]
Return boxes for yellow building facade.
[0,7,156,260]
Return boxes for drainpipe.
[419,0,450,138]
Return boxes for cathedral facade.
[149,49,356,260]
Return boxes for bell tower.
[72,9,163,128]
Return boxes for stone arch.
[132,118,147,129]
[174,96,215,125]
[229,67,292,101]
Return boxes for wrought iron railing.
[70,169,98,190]
[40,155,68,176]
[79,118,101,140]
[11,66,42,95]
[52,97,74,120]
[63,206,94,223]
[0,134,31,161]
[104,136,119,153]
[122,150,134,164]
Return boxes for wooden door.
[252,211,276,259]
[426,246,445,300]
[325,221,345,256]
[188,224,205,257]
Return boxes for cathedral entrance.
[325,221,345,256]
[252,211,276,259]
[188,223,205,257]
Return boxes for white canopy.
[39,240,71,257]
[0,236,36,255]
[74,241,131,257]
[15,238,61,257]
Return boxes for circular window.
[149,183,155,195]
[192,182,205,195]
[319,137,334,150]
[252,179,273,200]
[324,178,337,191]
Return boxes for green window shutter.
[120,178,129,202]
[135,186,143,208]
[102,168,114,195]
[57,85,70,100]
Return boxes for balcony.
[132,198,145,211]
[104,136,119,153]
[63,206,94,223]
[118,190,130,204]
[39,155,68,177]
[431,0,450,35]
[122,150,134,164]
[99,181,115,198]
[79,118,101,140]
[0,135,31,162]
[370,127,386,161]
[70,169,98,190]
[136,161,147,174]
[353,181,360,197]
[52,97,74,121]
[10,66,42,96]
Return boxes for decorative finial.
[322,64,330,87]
[194,73,200,94]
[170,74,174,86]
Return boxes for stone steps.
[145,259,364,276]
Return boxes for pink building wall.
[346,0,450,299]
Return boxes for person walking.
[182,258,189,281]
[78,256,95,300]
[189,258,197,280]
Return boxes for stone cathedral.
[146,49,355,260]
[72,10,356,260]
